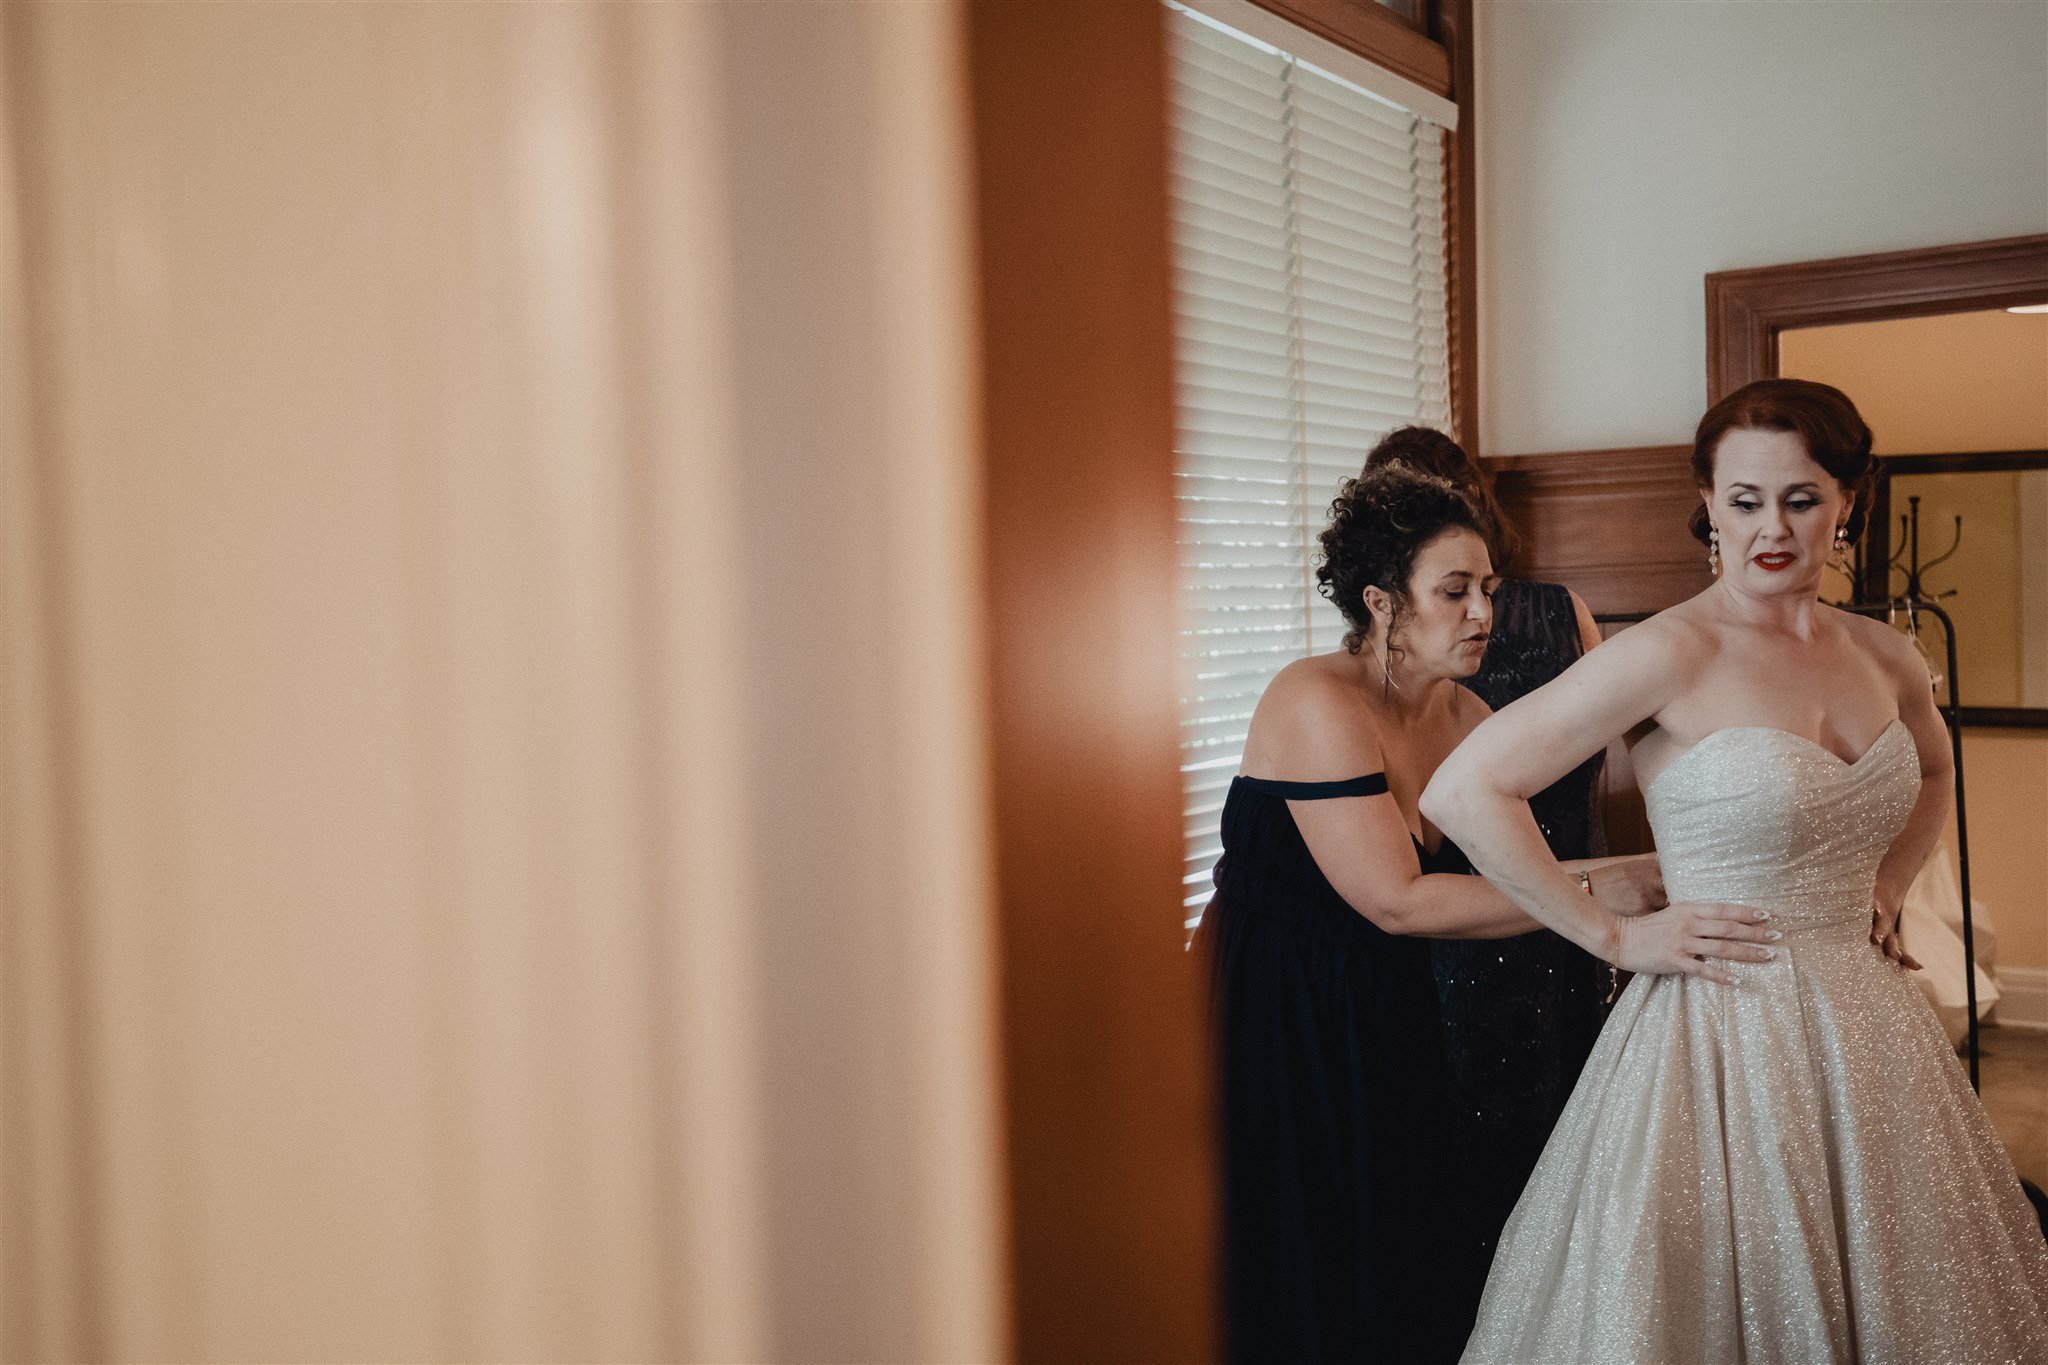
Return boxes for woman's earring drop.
[1708,526,1721,576]
[1830,523,1852,575]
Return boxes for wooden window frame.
[1249,0,1480,452]
[1247,0,1449,93]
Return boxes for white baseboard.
[1992,966,2048,1032]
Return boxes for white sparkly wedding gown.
[1462,722,2048,1364]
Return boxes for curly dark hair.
[1362,425,1521,569]
[1688,379,1876,544]
[1316,463,1487,656]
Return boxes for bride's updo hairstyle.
[1688,379,1875,546]
[1317,463,1486,656]
[1362,425,1520,570]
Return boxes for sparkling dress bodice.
[1462,723,2048,1365]
[1648,720,1916,935]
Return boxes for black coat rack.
[1837,495,1980,1090]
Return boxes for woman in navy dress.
[1362,427,1617,1269]
[1193,465,1766,1363]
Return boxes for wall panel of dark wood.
[1490,445,1711,618]
[1489,445,1711,854]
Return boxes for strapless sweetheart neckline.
[1645,717,1908,800]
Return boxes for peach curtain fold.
[1,3,1000,1361]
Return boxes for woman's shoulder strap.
[1234,772,1389,800]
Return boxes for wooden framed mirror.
[1705,238,2048,1122]
[1706,234,2048,728]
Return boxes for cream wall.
[1475,0,2048,456]
[2,3,1000,1362]
[1948,734,2048,977]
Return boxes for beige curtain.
[1,3,1001,1361]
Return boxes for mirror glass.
[1779,305,2046,1120]
[1877,469,2048,710]
[1779,307,2048,711]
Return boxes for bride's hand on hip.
[1869,902,1924,972]
[1612,902,1777,986]
[1590,855,1665,917]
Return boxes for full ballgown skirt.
[1462,723,2048,1364]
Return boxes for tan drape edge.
[1,3,1001,1361]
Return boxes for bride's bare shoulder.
[1826,605,1926,680]
[1590,597,1718,674]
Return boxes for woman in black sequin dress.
[1194,465,1723,1363]
[1363,428,1618,1270]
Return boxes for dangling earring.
[1377,642,1396,702]
[1708,525,1721,576]
[1830,522,1852,575]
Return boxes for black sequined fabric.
[1432,578,1611,1268]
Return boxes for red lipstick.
[1752,552,1795,571]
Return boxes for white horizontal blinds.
[1168,16,1300,927]
[1166,3,1452,929]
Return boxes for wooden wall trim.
[1704,234,2048,404]
[1249,0,1451,95]
[1489,445,1711,854]
[1488,444,1692,483]
[1442,0,1478,451]
[1489,446,1711,619]
[965,3,1215,1361]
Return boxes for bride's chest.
[1644,724,1920,868]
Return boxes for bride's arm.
[1420,621,1776,983]
[1867,621,1955,968]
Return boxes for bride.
[1421,378,2048,1363]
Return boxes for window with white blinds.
[1166,0,1454,929]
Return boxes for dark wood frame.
[1442,0,1479,452]
[1249,0,1481,450]
[1704,234,2048,405]
[1250,0,1449,93]
[1704,234,2048,728]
